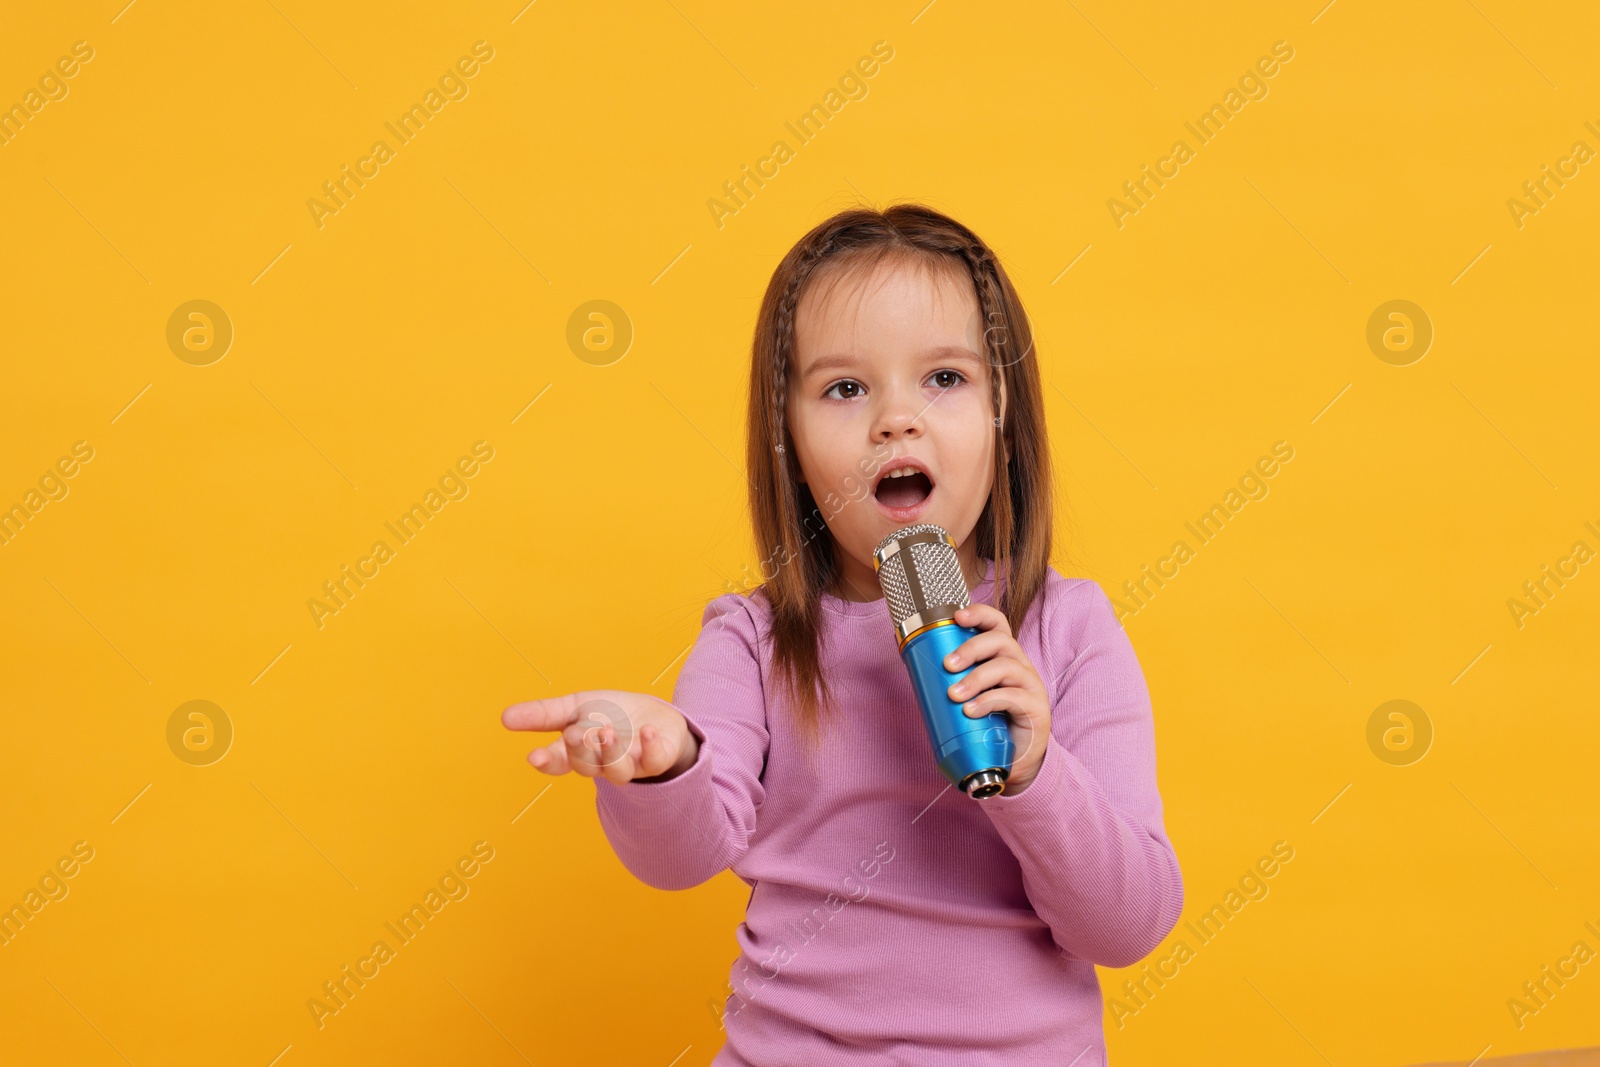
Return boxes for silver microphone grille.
[872,523,972,646]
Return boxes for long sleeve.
[592,593,770,891]
[979,577,1184,968]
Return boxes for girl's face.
[787,256,1003,601]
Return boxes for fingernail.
[964,702,976,712]
[946,654,959,668]
[951,684,966,697]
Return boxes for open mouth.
[874,465,935,510]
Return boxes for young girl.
[503,204,1183,1065]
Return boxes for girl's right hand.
[501,689,699,785]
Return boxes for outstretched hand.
[501,689,698,785]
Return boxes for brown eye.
[929,370,966,390]
[824,380,864,400]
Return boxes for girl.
[503,205,1183,1065]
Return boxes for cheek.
[790,411,869,490]
[943,463,993,520]
[934,399,992,463]
[932,409,996,492]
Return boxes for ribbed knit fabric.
[594,560,1183,1066]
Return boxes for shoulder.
[669,589,774,728]
[1030,565,1120,633]
[669,588,774,703]
[694,586,774,654]
[703,585,774,624]
[1029,566,1135,687]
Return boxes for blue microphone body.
[874,523,1015,798]
[901,621,1015,795]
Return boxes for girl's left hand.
[944,603,1051,795]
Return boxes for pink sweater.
[594,559,1183,1066]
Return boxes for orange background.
[1,2,1597,1064]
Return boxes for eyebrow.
[924,345,985,368]
[800,345,984,380]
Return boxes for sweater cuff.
[979,731,1069,820]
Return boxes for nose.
[871,380,924,444]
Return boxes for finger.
[635,723,677,779]
[1011,726,1050,764]
[961,686,1038,719]
[948,657,1036,704]
[527,739,571,775]
[610,724,648,783]
[563,719,606,779]
[596,725,636,785]
[954,603,1012,638]
[943,630,1013,672]
[502,692,595,732]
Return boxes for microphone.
[872,524,1014,798]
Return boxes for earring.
[775,443,785,454]
[993,417,1002,427]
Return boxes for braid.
[958,244,1007,433]
[978,267,1006,420]
[771,276,800,461]
[771,240,835,462]
[768,240,841,600]
[960,244,1015,618]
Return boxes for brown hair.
[745,203,1053,751]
